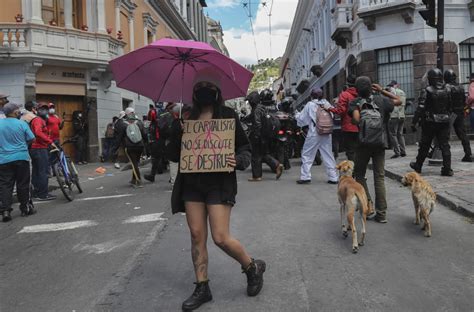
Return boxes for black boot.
[182,281,212,311]
[2,211,12,222]
[410,162,422,174]
[144,174,155,183]
[462,155,472,162]
[441,168,454,176]
[243,259,266,297]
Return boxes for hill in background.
[246,58,281,92]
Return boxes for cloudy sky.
[205,0,298,65]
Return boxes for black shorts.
[182,184,234,206]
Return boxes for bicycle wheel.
[53,163,74,201]
[68,159,83,193]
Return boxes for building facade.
[0,0,209,159]
[281,0,474,119]
[207,16,229,56]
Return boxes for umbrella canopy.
[109,38,253,104]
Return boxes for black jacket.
[249,103,266,139]
[167,106,251,214]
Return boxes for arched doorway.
[346,55,357,77]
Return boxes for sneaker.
[390,154,400,159]
[243,259,266,297]
[248,177,262,182]
[409,162,422,174]
[20,205,37,217]
[114,163,121,169]
[182,281,212,311]
[296,179,311,185]
[327,180,338,185]
[36,194,56,201]
[2,211,12,222]
[276,164,284,180]
[374,214,387,223]
[461,155,472,162]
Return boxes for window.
[122,99,132,111]
[42,0,83,28]
[460,38,474,90]
[147,30,153,44]
[376,45,414,101]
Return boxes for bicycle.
[50,140,83,201]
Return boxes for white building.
[0,0,209,159]
[281,0,474,112]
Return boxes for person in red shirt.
[47,103,64,144]
[30,102,57,201]
[328,74,359,161]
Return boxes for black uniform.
[412,69,452,175]
[445,71,472,161]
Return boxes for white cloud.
[207,0,241,8]
[223,0,297,65]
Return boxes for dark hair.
[355,76,372,98]
[25,101,37,111]
[113,116,118,122]
[189,89,224,120]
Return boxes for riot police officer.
[444,69,472,162]
[410,68,453,176]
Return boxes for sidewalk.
[380,141,474,219]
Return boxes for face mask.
[49,108,55,114]
[194,87,219,107]
[38,108,49,118]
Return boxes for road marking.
[18,220,98,234]
[122,213,167,224]
[73,240,135,254]
[78,194,134,201]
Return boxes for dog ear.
[336,164,341,170]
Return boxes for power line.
[261,1,274,59]
[242,1,260,62]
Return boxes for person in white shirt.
[296,88,338,185]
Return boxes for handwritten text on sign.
[180,119,235,173]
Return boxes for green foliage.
[247,57,281,93]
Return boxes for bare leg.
[185,202,209,282]
[208,204,252,268]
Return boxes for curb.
[368,164,474,220]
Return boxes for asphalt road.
[0,162,473,312]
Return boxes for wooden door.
[36,95,84,158]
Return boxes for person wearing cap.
[30,102,57,201]
[296,87,338,185]
[0,103,37,222]
[47,103,64,145]
[387,80,407,159]
[0,93,10,119]
[117,107,147,187]
[328,74,359,161]
[166,71,266,311]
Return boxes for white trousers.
[300,134,338,182]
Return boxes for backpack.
[357,96,385,148]
[316,105,333,135]
[126,120,143,143]
[261,109,281,139]
[105,123,115,138]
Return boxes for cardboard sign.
[180,119,236,173]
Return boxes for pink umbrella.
[109,38,253,104]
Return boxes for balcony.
[358,0,416,30]
[331,3,354,49]
[0,23,125,65]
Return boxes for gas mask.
[194,87,219,107]
[49,108,55,114]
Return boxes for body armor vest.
[424,86,450,122]
[446,83,466,114]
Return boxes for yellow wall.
[0,0,22,22]
[105,0,116,34]
[120,10,130,53]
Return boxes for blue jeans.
[102,138,115,161]
[30,148,49,198]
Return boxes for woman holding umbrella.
[167,71,266,311]
[109,38,264,310]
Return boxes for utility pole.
[436,0,444,71]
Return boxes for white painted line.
[73,240,135,254]
[122,213,167,224]
[18,220,99,234]
[78,194,134,201]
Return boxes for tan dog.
[401,172,436,237]
[336,160,374,253]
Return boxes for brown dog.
[401,172,436,237]
[336,160,374,253]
